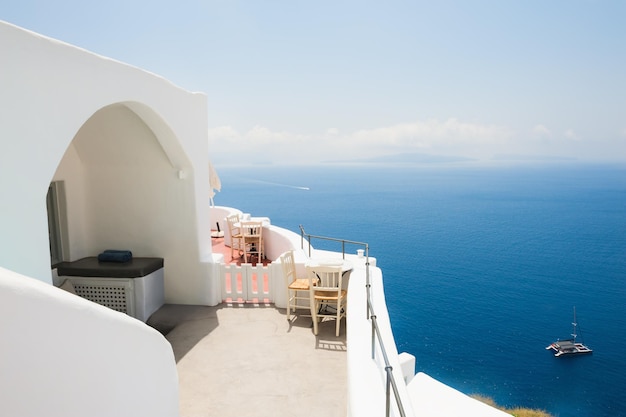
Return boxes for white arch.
[0,20,217,305]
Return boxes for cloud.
[208,119,515,164]
[208,119,626,165]
[352,119,512,151]
[208,124,307,148]
[207,125,239,139]
[532,124,552,138]
[564,129,580,141]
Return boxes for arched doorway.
[48,102,200,302]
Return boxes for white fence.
[220,263,278,303]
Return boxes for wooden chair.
[306,264,347,337]
[241,221,264,264]
[280,250,310,320]
[226,214,243,259]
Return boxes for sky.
[2,1,625,165]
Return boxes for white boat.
[546,307,592,357]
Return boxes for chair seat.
[313,289,347,300]
[288,278,309,291]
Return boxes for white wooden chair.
[241,221,264,264]
[306,264,347,337]
[280,250,310,320]
[226,214,243,259]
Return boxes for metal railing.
[299,225,362,259]
[299,226,407,417]
[368,303,407,417]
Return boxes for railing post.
[370,312,376,360]
[365,243,370,320]
[385,366,393,417]
[366,283,371,320]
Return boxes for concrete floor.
[148,304,347,417]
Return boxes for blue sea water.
[215,163,626,417]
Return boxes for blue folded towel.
[103,249,133,256]
[98,249,133,263]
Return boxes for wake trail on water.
[248,179,310,190]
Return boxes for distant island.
[324,151,580,165]
[326,152,475,164]
[492,154,578,162]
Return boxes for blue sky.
[3,1,625,165]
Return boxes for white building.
[0,20,510,417]
[0,20,216,416]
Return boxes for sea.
[215,162,626,417]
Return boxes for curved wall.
[0,266,179,417]
[346,264,416,417]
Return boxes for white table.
[305,258,353,289]
[306,258,353,273]
[235,216,270,227]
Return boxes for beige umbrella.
[209,161,221,207]
[209,161,224,238]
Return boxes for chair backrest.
[226,214,241,237]
[280,251,296,284]
[241,221,263,238]
[306,265,343,292]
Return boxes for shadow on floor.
[148,303,347,362]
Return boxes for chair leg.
[287,290,292,320]
[311,300,319,335]
[336,303,341,337]
[231,239,242,260]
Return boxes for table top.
[306,258,353,272]
[235,217,271,227]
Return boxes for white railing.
[220,262,274,303]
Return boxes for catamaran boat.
[546,307,592,357]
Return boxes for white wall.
[0,21,216,305]
[0,266,179,417]
[346,263,417,417]
[262,225,307,262]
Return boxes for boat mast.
[571,306,578,341]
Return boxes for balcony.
[148,304,347,417]
[146,208,510,417]
[146,223,348,417]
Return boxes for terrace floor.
[146,234,347,417]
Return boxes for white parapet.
[399,352,416,384]
[0,266,179,417]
